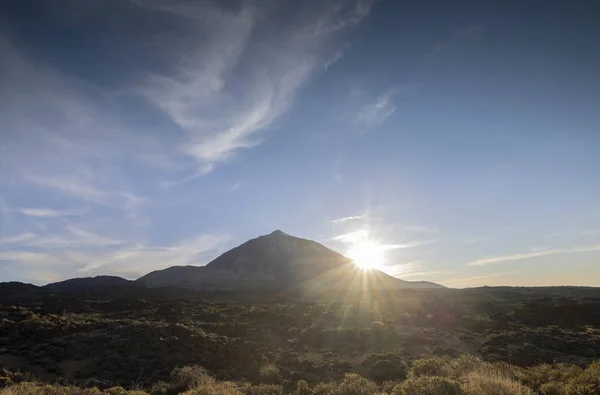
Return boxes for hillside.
[43,275,133,292]
[136,230,443,291]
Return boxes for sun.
[347,240,385,270]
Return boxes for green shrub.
[463,372,533,395]
[564,361,600,395]
[394,376,464,395]
[295,380,313,395]
[257,364,281,384]
[184,380,242,395]
[244,384,284,395]
[335,374,378,395]
[523,363,582,391]
[170,365,211,391]
[312,374,378,395]
[539,381,567,395]
[0,382,108,394]
[408,357,450,378]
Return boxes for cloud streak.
[467,245,600,266]
[0,227,122,249]
[140,0,374,173]
[334,229,435,249]
[25,174,144,211]
[331,215,366,224]
[16,207,86,218]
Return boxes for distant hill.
[43,275,133,292]
[0,281,39,293]
[136,230,443,291]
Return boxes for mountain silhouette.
[136,230,443,290]
[44,275,133,292]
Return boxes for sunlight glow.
[348,240,385,270]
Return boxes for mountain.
[136,230,443,291]
[43,275,133,292]
[0,281,40,293]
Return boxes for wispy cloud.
[0,227,122,249]
[441,270,521,287]
[334,229,369,243]
[140,0,374,174]
[0,232,37,245]
[15,207,86,218]
[79,234,228,277]
[25,174,144,211]
[467,245,600,266]
[333,229,435,249]
[331,214,367,224]
[0,1,374,284]
[355,90,396,127]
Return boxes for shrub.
[313,382,336,395]
[170,365,211,391]
[335,374,378,395]
[0,382,106,394]
[394,376,464,395]
[257,364,281,384]
[564,361,600,395]
[244,384,284,395]
[539,381,566,395]
[312,374,378,395]
[364,358,408,382]
[184,380,242,395]
[295,380,313,395]
[381,380,403,394]
[408,357,450,378]
[523,363,582,391]
[105,387,147,395]
[463,372,533,395]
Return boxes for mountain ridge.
[18,230,443,291]
[136,230,443,290]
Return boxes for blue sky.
[1,0,599,286]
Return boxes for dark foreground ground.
[1,284,599,394]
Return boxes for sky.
[1,0,599,287]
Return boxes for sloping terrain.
[43,276,133,292]
[136,230,443,291]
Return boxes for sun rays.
[336,228,404,272]
[347,240,385,270]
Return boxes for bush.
[394,376,464,395]
[244,384,284,395]
[463,372,532,395]
[539,381,566,395]
[362,357,408,382]
[408,357,450,378]
[0,382,119,394]
[335,374,378,395]
[184,381,242,395]
[295,380,313,395]
[313,374,378,395]
[257,365,281,384]
[564,361,600,395]
[170,365,211,392]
